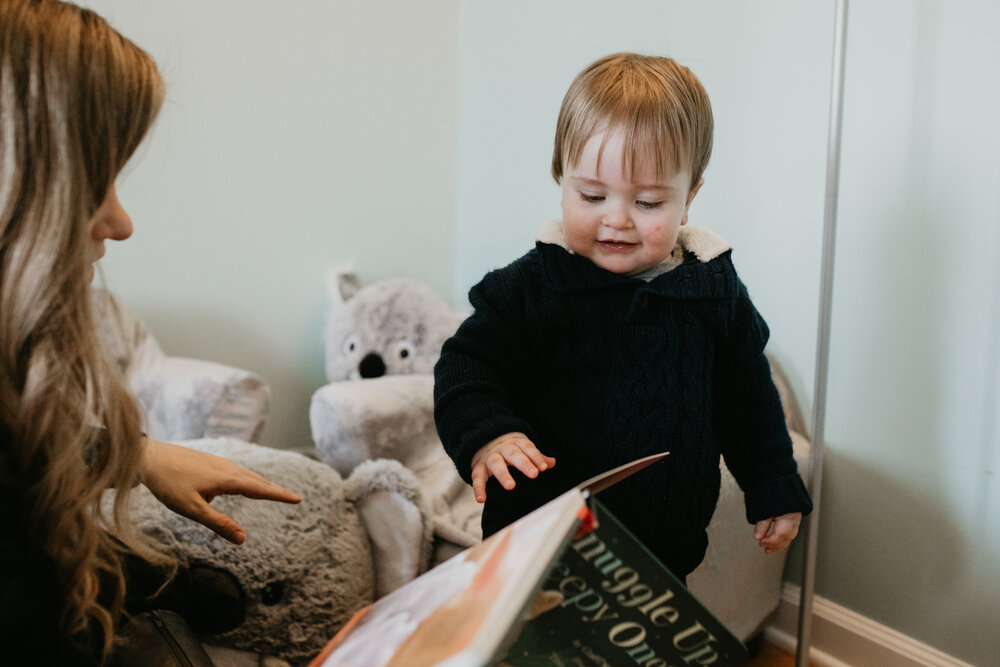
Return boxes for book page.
[312,488,587,667]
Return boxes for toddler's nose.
[604,203,633,229]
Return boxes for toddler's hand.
[753,512,802,555]
[470,432,556,503]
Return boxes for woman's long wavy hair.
[0,0,165,658]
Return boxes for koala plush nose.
[359,352,386,378]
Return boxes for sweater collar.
[534,219,739,299]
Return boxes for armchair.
[92,288,270,443]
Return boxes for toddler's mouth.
[599,240,637,252]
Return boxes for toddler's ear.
[686,178,705,206]
[682,178,705,225]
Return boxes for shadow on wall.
[135,303,325,451]
[814,448,1000,663]
[819,448,964,600]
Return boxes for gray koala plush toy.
[313,271,482,557]
[323,271,462,382]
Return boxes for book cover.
[498,499,748,666]
[310,453,746,667]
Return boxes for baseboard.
[764,583,973,667]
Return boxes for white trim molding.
[767,584,975,667]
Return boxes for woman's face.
[86,185,133,281]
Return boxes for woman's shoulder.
[0,515,96,665]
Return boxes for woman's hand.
[140,438,301,544]
[470,432,556,503]
[753,512,802,555]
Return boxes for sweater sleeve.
[715,280,813,524]
[434,260,540,484]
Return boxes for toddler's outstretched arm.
[753,512,802,555]
[470,432,556,503]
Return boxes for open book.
[309,453,747,667]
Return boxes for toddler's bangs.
[561,113,688,186]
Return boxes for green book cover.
[500,500,748,667]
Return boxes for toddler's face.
[560,129,701,276]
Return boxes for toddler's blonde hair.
[551,52,714,191]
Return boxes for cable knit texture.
[434,224,812,576]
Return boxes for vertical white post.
[796,0,849,665]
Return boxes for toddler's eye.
[636,200,663,209]
[580,193,605,203]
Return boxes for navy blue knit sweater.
[434,225,812,576]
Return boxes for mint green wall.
[820,1,1000,663]
[456,1,998,665]
[86,0,461,452]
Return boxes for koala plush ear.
[326,267,362,304]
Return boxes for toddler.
[434,52,812,578]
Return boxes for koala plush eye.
[261,581,285,606]
[342,334,360,356]
[394,341,416,362]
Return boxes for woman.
[0,1,300,663]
